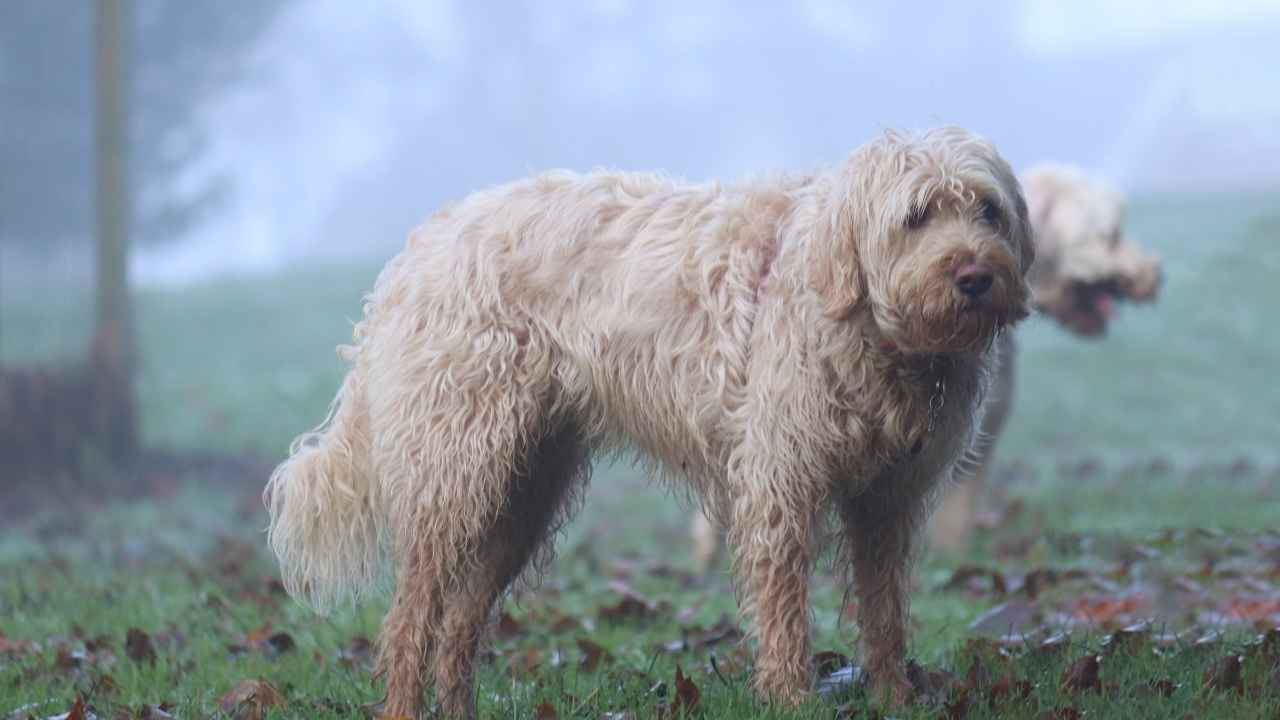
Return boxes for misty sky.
[137,0,1280,283]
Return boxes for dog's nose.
[954,263,994,298]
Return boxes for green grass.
[4,469,1280,718]
[2,190,1280,718]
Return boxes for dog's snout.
[954,263,994,298]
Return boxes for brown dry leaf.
[1069,595,1149,626]
[1224,597,1280,623]
[963,654,993,692]
[937,565,1008,597]
[941,689,971,720]
[1201,654,1244,696]
[244,623,272,647]
[1059,655,1101,695]
[507,647,543,677]
[0,630,37,657]
[64,695,91,720]
[669,664,700,717]
[577,638,612,672]
[986,674,1033,710]
[598,591,657,624]
[337,635,375,669]
[218,679,285,720]
[1244,627,1280,663]
[547,614,580,635]
[812,650,850,676]
[263,631,295,657]
[533,701,558,720]
[1149,678,1180,697]
[495,611,524,641]
[90,674,119,697]
[1019,568,1061,600]
[56,646,87,673]
[124,629,156,666]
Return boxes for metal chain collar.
[925,357,947,435]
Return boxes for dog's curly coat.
[694,164,1165,565]
[265,127,1034,718]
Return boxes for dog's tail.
[264,348,383,612]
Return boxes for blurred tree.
[92,0,136,463]
[0,0,289,253]
[0,0,287,484]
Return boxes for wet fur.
[265,127,1033,717]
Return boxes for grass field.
[2,190,1279,718]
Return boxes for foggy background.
[3,0,1279,286]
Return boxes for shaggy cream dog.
[694,164,1164,566]
[265,127,1033,718]
[926,164,1161,549]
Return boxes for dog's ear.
[810,201,866,319]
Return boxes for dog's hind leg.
[430,422,589,718]
[374,333,557,719]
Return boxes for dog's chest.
[839,354,988,486]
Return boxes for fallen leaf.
[507,647,543,677]
[1224,597,1280,623]
[263,631,295,657]
[1019,568,1062,600]
[1201,655,1244,696]
[336,635,374,670]
[669,664,700,716]
[218,679,284,720]
[65,695,91,720]
[937,565,1008,597]
[495,611,524,640]
[0,630,37,657]
[1069,595,1149,626]
[598,591,657,624]
[1059,655,1101,695]
[941,689,971,720]
[577,638,612,672]
[125,629,156,666]
[137,704,177,719]
[547,614,580,634]
[533,701,558,720]
[1149,678,1180,697]
[986,674,1033,710]
[812,650,850,676]
[963,654,993,692]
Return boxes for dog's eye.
[905,204,930,230]
[977,198,1001,226]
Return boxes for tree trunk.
[90,0,137,463]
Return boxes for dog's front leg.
[840,487,925,707]
[728,474,821,706]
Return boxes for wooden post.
[91,0,137,461]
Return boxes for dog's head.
[811,127,1034,354]
[1021,165,1162,338]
